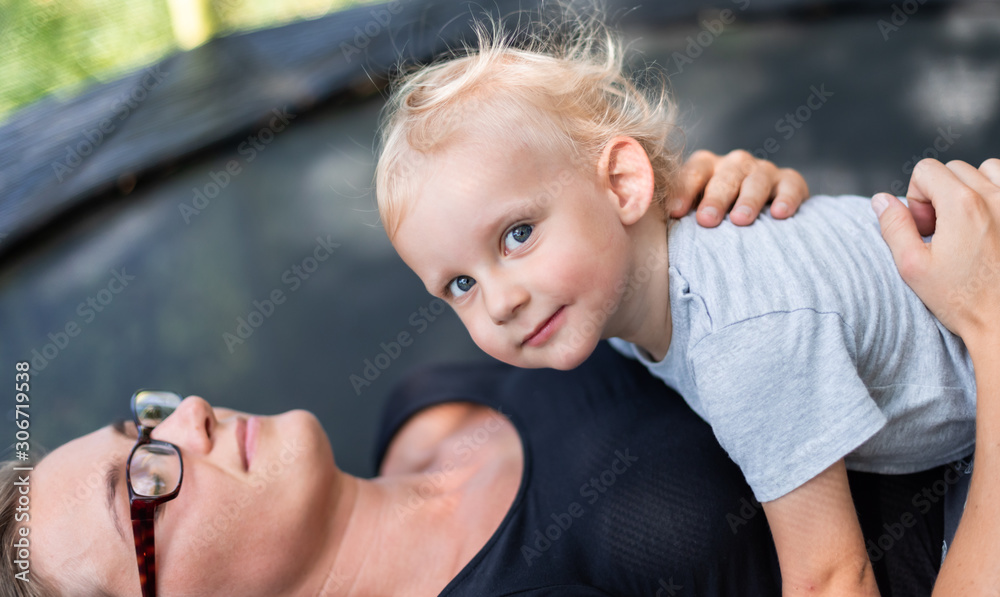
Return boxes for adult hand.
[668,149,810,227]
[872,158,1000,349]
[873,157,1000,597]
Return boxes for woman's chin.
[259,409,337,473]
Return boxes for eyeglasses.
[128,390,184,597]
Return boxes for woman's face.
[31,396,339,596]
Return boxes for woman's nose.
[150,395,216,455]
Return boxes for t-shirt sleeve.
[688,309,887,502]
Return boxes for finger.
[906,159,959,236]
[909,197,937,237]
[670,150,717,218]
[905,158,946,206]
[728,161,778,226]
[905,158,987,209]
[871,192,930,287]
[769,169,810,219]
[945,159,999,199]
[910,159,995,236]
[699,150,756,226]
[980,158,1000,186]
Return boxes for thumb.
[871,192,928,283]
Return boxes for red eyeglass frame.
[126,392,184,597]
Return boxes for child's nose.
[484,277,529,325]
[150,395,217,455]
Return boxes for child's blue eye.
[504,224,533,253]
[448,275,476,297]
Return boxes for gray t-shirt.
[609,195,976,502]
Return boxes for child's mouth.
[523,306,565,347]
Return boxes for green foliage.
[0,0,375,124]
[0,0,175,122]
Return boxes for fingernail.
[871,193,890,217]
[733,205,753,221]
[667,199,682,212]
[772,201,788,218]
[700,206,719,221]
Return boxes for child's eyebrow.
[476,196,538,246]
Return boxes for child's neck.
[609,212,673,362]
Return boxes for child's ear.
[598,136,655,226]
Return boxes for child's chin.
[525,344,597,371]
[549,353,592,371]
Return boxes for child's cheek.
[465,317,506,360]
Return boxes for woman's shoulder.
[380,401,515,475]
[374,359,513,470]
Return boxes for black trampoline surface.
[1,0,998,476]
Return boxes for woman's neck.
[309,475,466,596]
[306,408,523,596]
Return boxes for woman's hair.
[374,0,682,238]
[1,459,56,597]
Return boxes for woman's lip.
[523,306,565,347]
[245,416,259,471]
[236,418,248,471]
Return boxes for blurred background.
[1,0,998,477]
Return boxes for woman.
[4,156,996,596]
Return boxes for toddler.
[375,8,975,594]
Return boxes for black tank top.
[375,343,783,596]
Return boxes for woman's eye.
[504,224,533,253]
[448,275,476,298]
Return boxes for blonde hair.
[1,459,56,597]
[374,1,682,238]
